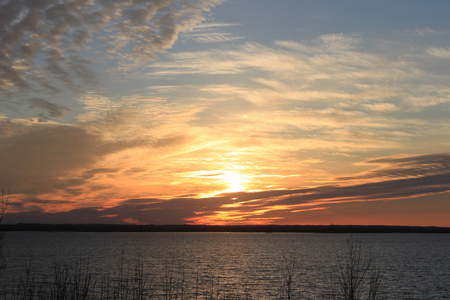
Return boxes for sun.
[221,171,248,193]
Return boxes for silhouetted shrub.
[332,238,384,300]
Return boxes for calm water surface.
[2,232,449,299]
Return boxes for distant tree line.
[0,223,449,233]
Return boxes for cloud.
[27,97,71,120]
[343,152,450,180]
[54,168,120,190]
[5,151,450,225]
[274,173,450,207]
[0,116,151,196]
[427,47,450,58]
[4,196,233,224]
[0,0,224,93]
[367,152,450,166]
[364,103,399,113]
[0,92,195,203]
[151,32,450,113]
[135,152,450,223]
[146,31,450,162]
[2,4,450,227]
[184,22,244,43]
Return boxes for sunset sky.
[1,0,449,226]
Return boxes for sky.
[1,0,449,226]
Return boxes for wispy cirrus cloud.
[146,31,450,161]
[151,32,450,112]
[184,22,244,43]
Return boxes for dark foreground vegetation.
[1,223,449,233]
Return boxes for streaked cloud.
[1,1,449,226]
[184,22,244,43]
[345,152,450,181]
[5,152,450,225]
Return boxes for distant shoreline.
[1,224,449,233]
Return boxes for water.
[1,232,449,299]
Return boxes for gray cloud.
[241,153,450,208]
[274,173,450,207]
[367,152,450,166]
[4,196,234,224]
[338,152,450,180]
[0,0,223,93]
[3,207,117,224]
[54,168,120,192]
[27,97,71,120]
[110,168,450,223]
[5,152,450,224]
[0,117,147,195]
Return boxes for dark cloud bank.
[5,152,450,224]
[0,118,146,195]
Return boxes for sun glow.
[221,170,248,193]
